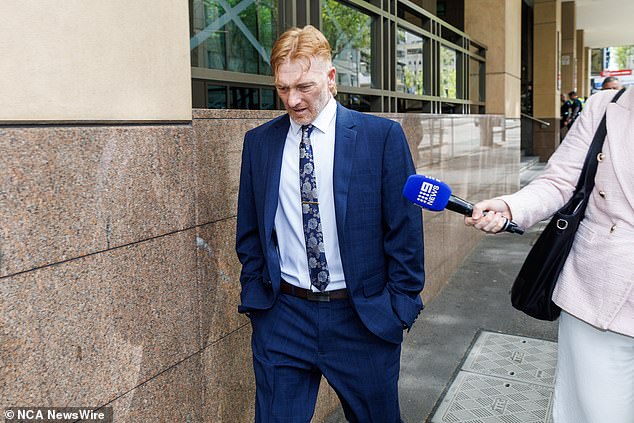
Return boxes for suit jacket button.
[610,224,616,233]
[599,191,606,198]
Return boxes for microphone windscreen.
[403,175,452,211]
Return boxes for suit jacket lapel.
[264,115,290,241]
[606,89,634,210]
[333,104,358,239]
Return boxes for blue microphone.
[403,174,524,235]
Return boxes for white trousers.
[553,311,634,423]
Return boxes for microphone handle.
[500,218,525,235]
[446,195,474,215]
[447,194,524,235]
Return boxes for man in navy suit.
[236,25,425,422]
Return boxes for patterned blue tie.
[300,124,330,292]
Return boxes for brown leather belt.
[280,280,348,302]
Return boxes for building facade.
[2,1,608,421]
[190,0,487,114]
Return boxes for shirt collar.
[289,96,337,136]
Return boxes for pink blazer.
[501,88,634,337]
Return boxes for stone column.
[561,1,576,94]
[0,0,192,122]
[577,30,589,98]
[532,0,561,160]
[464,0,522,118]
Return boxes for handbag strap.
[574,87,627,195]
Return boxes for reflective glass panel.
[397,4,429,30]
[230,86,259,109]
[190,0,278,75]
[322,0,373,88]
[590,48,603,75]
[396,28,424,95]
[336,93,375,112]
[397,98,424,112]
[440,46,457,98]
[208,85,227,108]
[261,89,275,110]
[206,85,276,109]
[469,57,481,103]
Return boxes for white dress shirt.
[274,97,346,291]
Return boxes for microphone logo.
[417,181,439,206]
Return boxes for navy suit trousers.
[249,293,403,423]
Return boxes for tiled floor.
[429,331,557,423]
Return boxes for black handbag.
[511,88,626,321]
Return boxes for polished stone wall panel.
[1,111,520,423]
[0,125,195,278]
[197,219,249,348]
[0,231,199,406]
[193,110,283,225]
[379,115,520,301]
[109,353,203,423]
[313,379,342,422]
[532,118,560,161]
[201,325,255,422]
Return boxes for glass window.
[189,0,486,113]
[441,102,458,114]
[207,85,227,108]
[202,84,276,109]
[322,0,373,88]
[397,4,430,30]
[440,45,457,99]
[590,48,603,75]
[190,0,278,75]
[336,93,375,112]
[261,89,276,110]
[441,26,462,45]
[396,28,425,95]
[230,86,259,109]
[469,57,483,103]
[397,98,425,112]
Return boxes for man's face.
[603,81,619,90]
[275,57,336,125]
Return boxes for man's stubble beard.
[291,89,332,126]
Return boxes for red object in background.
[600,69,632,77]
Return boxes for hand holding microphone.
[402,175,524,235]
[466,198,515,234]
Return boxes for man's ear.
[327,66,337,92]
[327,66,336,82]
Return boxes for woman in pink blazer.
[466,87,634,423]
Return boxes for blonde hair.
[271,25,337,95]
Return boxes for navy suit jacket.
[236,103,425,344]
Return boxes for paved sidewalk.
[325,161,557,423]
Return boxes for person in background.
[560,93,571,139]
[564,91,583,129]
[602,76,621,90]
[464,87,633,423]
[235,25,425,422]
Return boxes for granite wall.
[0,110,519,422]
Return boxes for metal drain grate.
[462,332,557,387]
[429,331,557,423]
